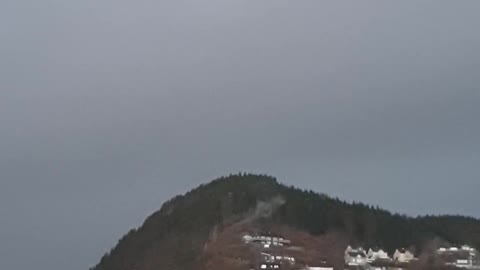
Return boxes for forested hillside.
[91,174,480,270]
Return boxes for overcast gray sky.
[1,1,480,270]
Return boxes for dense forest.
[91,174,480,270]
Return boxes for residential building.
[345,246,368,266]
[243,234,291,247]
[367,248,390,262]
[393,249,415,263]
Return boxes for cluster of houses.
[345,245,480,269]
[242,234,479,270]
[344,246,415,267]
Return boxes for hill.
[90,174,480,270]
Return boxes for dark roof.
[349,251,366,257]
[396,248,413,253]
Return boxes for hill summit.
[90,174,480,270]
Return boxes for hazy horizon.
[1,1,479,270]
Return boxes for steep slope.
[90,174,480,270]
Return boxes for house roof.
[348,251,367,257]
[346,246,365,252]
[394,248,415,256]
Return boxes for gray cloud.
[1,1,480,270]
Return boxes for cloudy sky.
[1,1,480,270]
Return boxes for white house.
[243,235,253,243]
[438,247,448,253]
[306,266,333,270]
[345,246,368,266]
[461,245,474,251]
[393,249,415,263]
[260,252,275,263]
[305,260,334,270]
[245,235,291,247]
[259,252,295,266]
[367,248,390,262]
[461,245,477,256]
